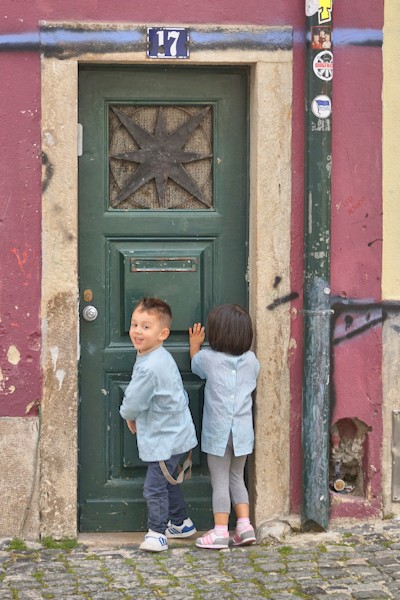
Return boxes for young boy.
[120,297,198,552]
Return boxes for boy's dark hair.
[135,297,172,328]
[206,304,253,356]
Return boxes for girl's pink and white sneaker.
[195,529,229,549]
[232,525,256,546]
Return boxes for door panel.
[78,66,249,531]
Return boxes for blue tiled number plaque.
[147,27,189,59]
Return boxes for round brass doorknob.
[82,305,98,322]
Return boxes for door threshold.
[78,532,200,548]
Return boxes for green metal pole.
[302,0,334,531]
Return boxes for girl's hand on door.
[189,323,205,358]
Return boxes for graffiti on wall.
[0,26,383,58]
[41,152,55,192]
[269,273,399,505]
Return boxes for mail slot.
[131,257,197,272]
[110,241,214,337]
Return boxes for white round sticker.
[311,95,332,119]
[313,50,333,81]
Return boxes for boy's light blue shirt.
[120,345,198,462]
[191,348,260,457]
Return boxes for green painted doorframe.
[302,0,334,531]
[78,66,250,532]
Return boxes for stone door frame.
[40,22,293,536]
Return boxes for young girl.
[189,304,260,549]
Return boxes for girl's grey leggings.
[207,441,249,514]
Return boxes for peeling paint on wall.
[329,299,385,517]
[7,345,21,365]
[55,369,66,390]
[50,346,59,371]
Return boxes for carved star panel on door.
[109,105,213,209]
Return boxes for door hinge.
[77,123,83,157]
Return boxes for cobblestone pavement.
[1,520,400,599]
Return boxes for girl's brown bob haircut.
[206,304,253,356]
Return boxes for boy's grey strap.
[159,451,192,486]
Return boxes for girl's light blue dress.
[191,349,260,457]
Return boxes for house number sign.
[147,27,189,59]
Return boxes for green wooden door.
[78,66,249,532]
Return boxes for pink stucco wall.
[0,51,42,417]
[329,39,383,517]
[0,0,384,516]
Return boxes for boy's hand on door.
[126,419,137,435]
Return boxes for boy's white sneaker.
[139,530,168,552]
[166,517,197,538]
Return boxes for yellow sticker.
[319,0,332,24]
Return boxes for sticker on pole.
[305,0,319,17]
[306,0,333,24]
[311,95,331,119]
[318,0,333,24]
[313,50,333,81]
[311,26,332,50]
[147,27,189,59]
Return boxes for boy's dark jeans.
[143,453,188,534]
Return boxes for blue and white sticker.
[311,95,332,119]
